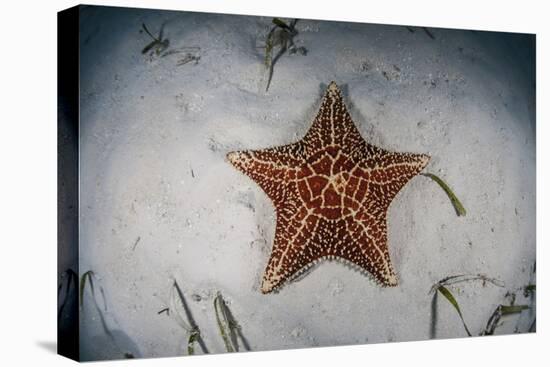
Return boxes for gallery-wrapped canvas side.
[58,5,80,362]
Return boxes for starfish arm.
[344,216,398,286]
[364,149,430,209]
[227,143,305,204]
[302,82,364,154]
[261,208,321,293]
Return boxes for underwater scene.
[58,5,535,361]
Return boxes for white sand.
[76,6,535,360]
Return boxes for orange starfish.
[227,82,430,293]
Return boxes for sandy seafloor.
[74,5,536,361]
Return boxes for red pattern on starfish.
[227,82,430,293]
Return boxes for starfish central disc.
[227,82,430,293]
[296,148,363,221]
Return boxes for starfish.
[227,82,430,293]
